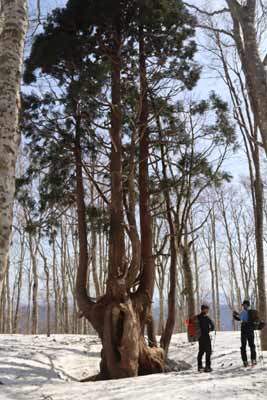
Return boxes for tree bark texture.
[0,0,28,296]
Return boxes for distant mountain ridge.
[13,302,236,334]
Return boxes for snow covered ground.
[0,332,266,400]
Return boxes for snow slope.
[0,332,266,400]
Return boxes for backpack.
[185,315,201,342]
[248,309,266,331]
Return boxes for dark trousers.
[198,335,212,368]
[241,325,256,362]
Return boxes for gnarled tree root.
[82,298,165,380]
[139,338,165,375]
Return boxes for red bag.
[185,315,201,342]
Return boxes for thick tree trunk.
[75,23,164,379]
[0,0,28,296]
[138,25,157,348]
[98,25,164,378]
[107,32,126,290]
[252,141,267,349]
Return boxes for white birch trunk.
[0,0,28,295]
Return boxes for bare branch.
[185,3,230,16]
[197,23,234,39]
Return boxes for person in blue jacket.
[233,300,256,367]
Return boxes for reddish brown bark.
[158,139,177,354]
[180,240,195,320]
[137,26,157,347]
[76,22,164,380]
[138,26,154,299]
[124,131,141,289]
[74,121,104,336]
[106,27,126,299]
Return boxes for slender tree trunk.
[60,224,69,333]
[99,230,104,294]
[211,212,221,330]
[156,260,166,336]
[207,235,217,325]
[29,234,38,335]
[220,197,242,307]
[124,127,141,290]
[158,134,177,354]
[90,164,101,298]
[44,259,51,337]
[91,227,100,298]
[39,249,51,337]
[192,238,200,311]
[27,266,32,334]
[5,257,11,333]
[0,277,6,333]
[13,241,24,333]
[52,236,59,334]
[74,120,98,324]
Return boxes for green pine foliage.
[19,0,236,234]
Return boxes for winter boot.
[251,360,257,367]
[198,367,205,373]
[243,361,249,368]
[204,366,212,373]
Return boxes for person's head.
[242,300,250,310]
[201,304,209,315]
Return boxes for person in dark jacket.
[197,304,215,372]
[233,300,256,367]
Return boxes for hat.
[242,300,250,307]
[201,304,209,311]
